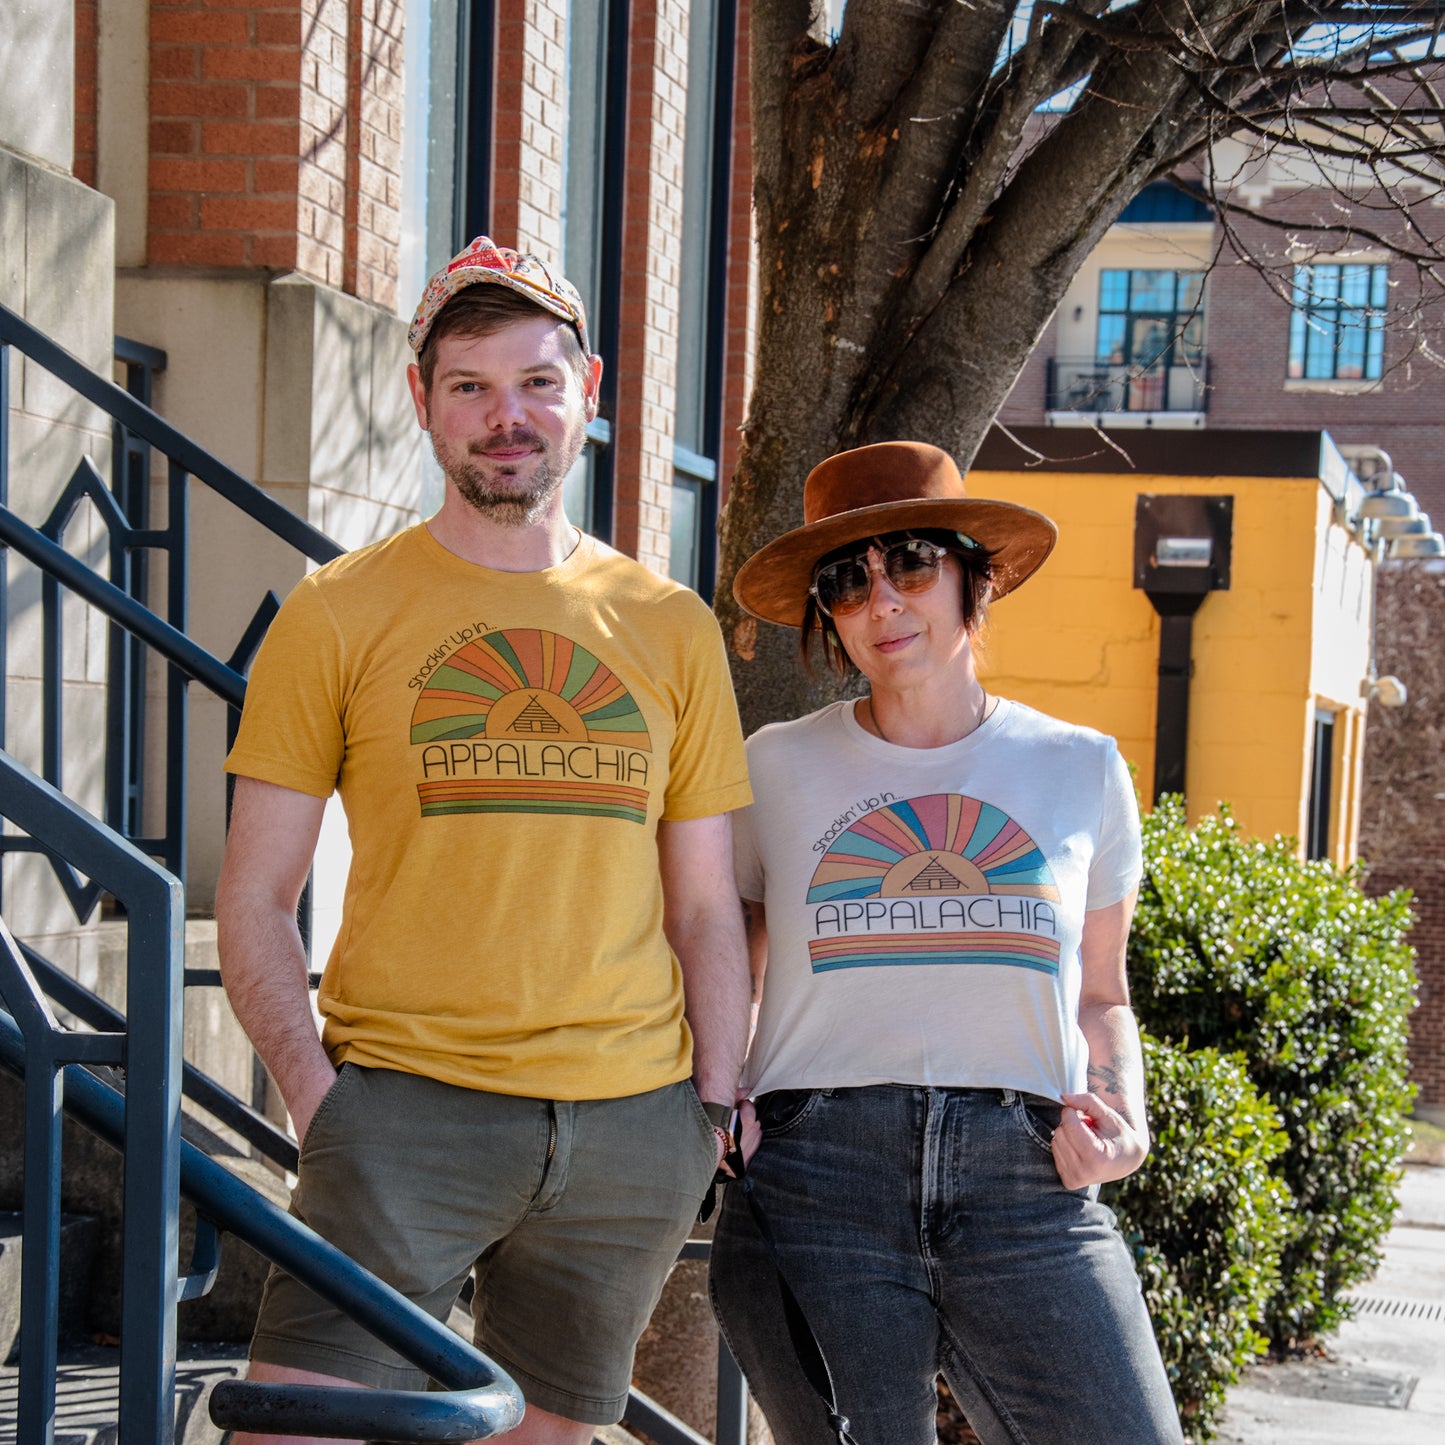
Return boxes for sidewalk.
[1215,1160,1445,1443]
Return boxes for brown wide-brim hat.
[733,441,1058,628]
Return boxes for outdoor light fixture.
[1375,511,1432,538]
[1389,532,1445,560]
[1363,673,1409,707]
[1154,536,1213,567]
[1134,494,1234,804]
[1358,489,1419,522]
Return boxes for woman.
[710,442,1182,1445]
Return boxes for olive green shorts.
[248,1063,718,1424]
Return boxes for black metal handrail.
[0,1005,524,1441]
[20,940,299,1173]
[0,305,340,560]
[0,749,183,1443]
[0,300,342,900]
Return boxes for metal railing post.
[0,754,184,1444]
[715,1342,748,1445]
[16,1027,63,1445]
[118,867,185,1443]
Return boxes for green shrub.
[1128,797,1417,1347]
[1106,1034,1290,1442]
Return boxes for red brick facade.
[1204,205,1445,522]
[491,0,566,260]
[139,0,400,306]
[1001,193,1445,522]
[1360,564,1445,1111]
[611,0,689,571]
[68,0,756,576]
[74,1,98,187]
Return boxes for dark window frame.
[1288,262,1388,382]
[669,0,738,598]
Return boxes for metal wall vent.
[1347,1293,1445,1323]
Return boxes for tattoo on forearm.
[1088,1053,1137,1127]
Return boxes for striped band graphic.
[418,778,648,824]
[808,930,1061,974]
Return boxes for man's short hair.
[416,288,591,395]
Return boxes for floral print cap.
[407,236,591,357]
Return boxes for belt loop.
[999,1088,1017,1106]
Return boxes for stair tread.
[0,1342,246,1445]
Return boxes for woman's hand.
[1052,1090,1149,1189]
[736,1096,763,1166]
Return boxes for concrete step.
[0,1342,246,1445]
[0,1211,101,1363]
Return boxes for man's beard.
[430,427,577,528]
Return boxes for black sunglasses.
[809,537,953,618]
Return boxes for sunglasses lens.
[815,558,872,615]
[886,542,944,592]
[813,540,946,616]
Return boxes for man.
[217,238,753,1445]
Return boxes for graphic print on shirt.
[410,628,653,823]
[807,794,1061,973]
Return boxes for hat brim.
[732,497,1057,628]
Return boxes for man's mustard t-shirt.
[225,525,752,1100]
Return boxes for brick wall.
[610,0,689,572]
[142,0,400,305]
[491,0,566,258]
[1360,562,1445,1110]
[346,0,404,306]
[1204,203,1445,522]
[74,0,97,186]
[1006,186,1445,521]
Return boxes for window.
[560,0,627,539]
[668,0,736,597]
[1095,269,1205,411]
[1306,708,1335,861]
[1288,263,1387,381]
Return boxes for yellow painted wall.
[972,468,1373,861]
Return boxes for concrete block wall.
[970,465,1371,858]
[0,138,117,952]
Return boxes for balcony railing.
[1046,355,1210,415]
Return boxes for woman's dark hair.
[799,529,996,679]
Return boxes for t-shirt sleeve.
[1085,742,1143,910]
[223,576,347,798]
[661,599,752,821]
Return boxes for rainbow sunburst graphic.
[410,629,651,824]
[808,795,1059,903]
[806,794,1061,974]
[410,629,651,748]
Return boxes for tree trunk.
[716,0,1289,733]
